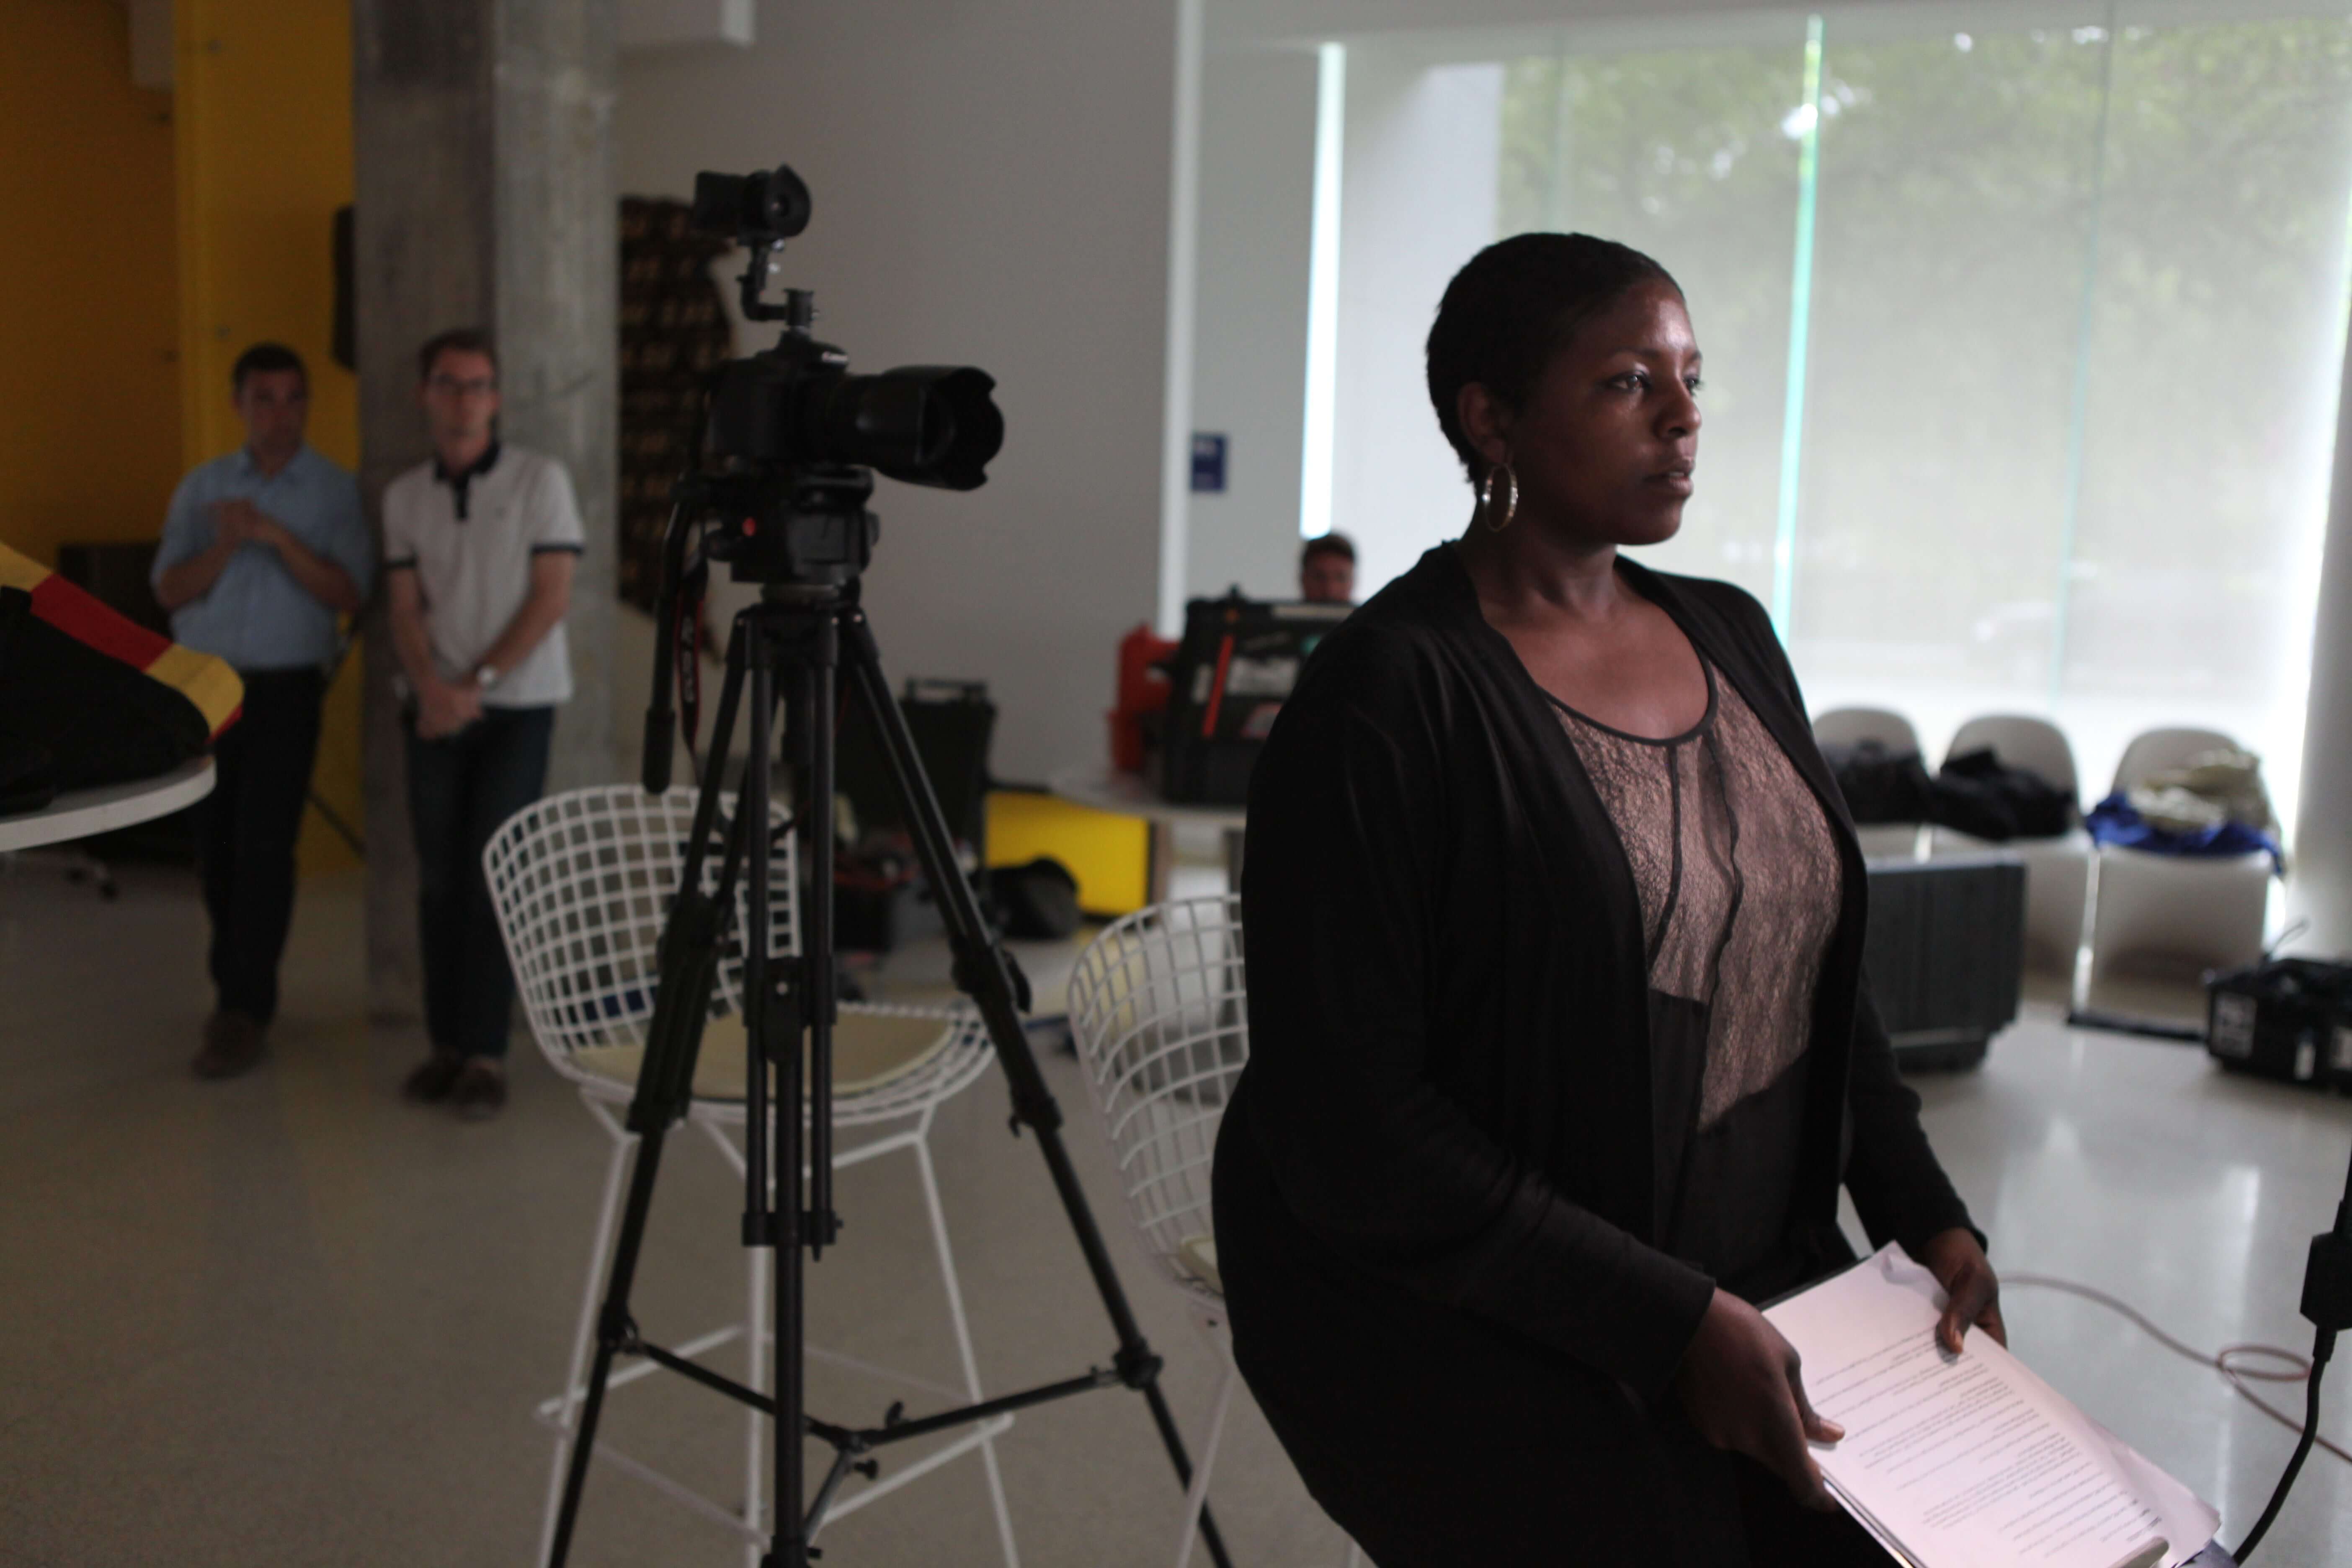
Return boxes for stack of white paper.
[1764,1246,2220,1568]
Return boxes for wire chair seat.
[483,783,990,1130]
[561,1002,998,1128]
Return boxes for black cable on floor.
[2233,1331,2332,1563]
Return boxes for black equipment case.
[1160,592,1351,806]
[833,679,995,952]
[1863,853,2027,1071]
[2206,958,2352,1091]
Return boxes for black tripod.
[543,578,1234,1568]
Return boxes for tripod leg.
[545,1125,674,1568]
[745,641,810,1568]
[836,609,1237,1568]
[548,622,764,1568]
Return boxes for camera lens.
[808,367,1004,491]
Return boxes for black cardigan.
[1218,544,1975,1404]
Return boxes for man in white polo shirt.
[383,328,581,1119]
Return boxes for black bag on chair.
[1933,748,2076,841]
[1821,740,1934,825]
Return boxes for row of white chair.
[1812,709,2273,989]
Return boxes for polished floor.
[1,858,2347,1566]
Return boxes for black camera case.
[1158,592,1349,806]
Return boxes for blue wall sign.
[1191,433,1228,494]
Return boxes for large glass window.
[1186,1,2352,829]
[2056,13,2352,824]
[1788,19,2108,706]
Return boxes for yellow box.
[985,790,1149,917]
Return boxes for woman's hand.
[1674,1287,1844,1510]
[1919,1227,2005,1353]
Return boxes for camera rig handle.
[736,243,815,330]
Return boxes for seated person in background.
[384,328,582,1121]
[152,341,370,1081]
[1214,234,2001,1566]
[1298,531,1356,604]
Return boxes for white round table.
[1047,765,1246,904]
[0,756,215,852]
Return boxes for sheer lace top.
[1551,656,1844,1290]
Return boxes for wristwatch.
[474,665,500,691]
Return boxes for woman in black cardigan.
[1211,234,2004,1566]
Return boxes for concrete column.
[352,0,618,1019]
[2290,328,2352,957]
[493,0,618,794]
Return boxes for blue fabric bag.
[2085,792,2283,874]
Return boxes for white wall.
[619,0,1175,783]
[1187,45,1318,600]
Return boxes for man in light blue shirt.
[152,342,371,1079]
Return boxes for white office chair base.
[535,1089,1019,1568]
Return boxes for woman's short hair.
[1425,233,1679,480]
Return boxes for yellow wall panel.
[175,0,360,874]
[0,2,181,568]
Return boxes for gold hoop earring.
[1480,462,1519,533]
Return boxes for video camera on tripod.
[552,166,1233,1568]
[643,164,1005,793]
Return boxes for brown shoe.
[192,1010,266,1080]
[449,1058,508,1121]
[403,1052,466,1104]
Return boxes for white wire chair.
[1066,894,1359,1568]
[482,784,1015,1568]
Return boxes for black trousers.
[405,704,553,1059]
[195,667,325,1025]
